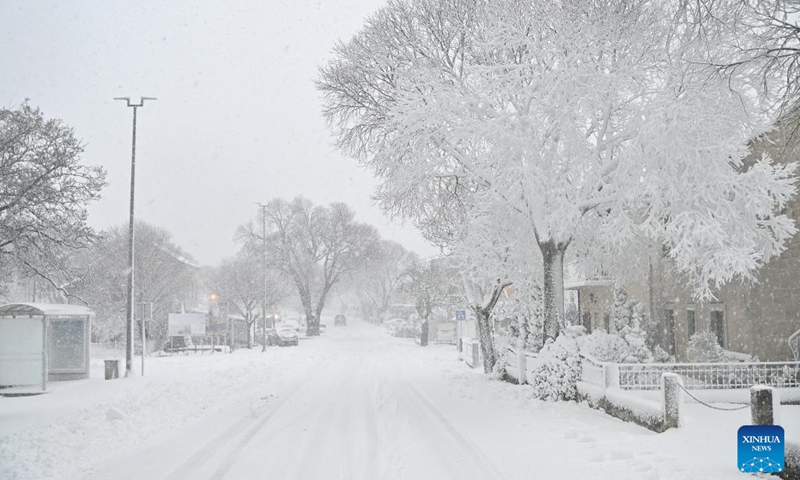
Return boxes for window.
[664,309,676,356]
[710,310,725,348]
[687,309,696,338]
[48,319,85,371]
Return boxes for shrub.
[579,330,654,364]
[529,326,584,401]
[652,345,673,363]
[686,332,726,363]
[384,317,416,338]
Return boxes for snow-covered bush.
[686,332,757,363]
[528,326,584,401]
[579,331,630,362]
[492,345,513,380]
[579,331,653,363]
[652,345,673,363]
[686,332,727,363]
[383,317,416,338]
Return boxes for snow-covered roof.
[0,303,94,317]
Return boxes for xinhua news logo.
[737,425,784,473]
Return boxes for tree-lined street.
[2,319,794,480]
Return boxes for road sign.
[136,302,153,320]
[455,309,467,321]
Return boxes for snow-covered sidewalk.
[1,319,796,479]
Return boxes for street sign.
[168,313,206,336]
[455,309,467,321]
[136,302,153,320]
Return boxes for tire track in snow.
[162,359,331,480]
[395,372,507,480]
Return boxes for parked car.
[270,326,299,346]
[282,318,302,333]
[266,328,280,346]
[334,314,347,326]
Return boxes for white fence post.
[661,372,683,429]
[604,363,620,388]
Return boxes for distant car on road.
[334,314,347,326]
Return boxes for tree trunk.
[298,291,318,336]
[540,240,568,342]
[420,318,429,347]
[247,320,253,349]
[517,316,528,385]
[307,308,321,336]
[476,307,496,373]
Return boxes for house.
[568,117,800,362]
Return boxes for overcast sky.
[1,0,437,266]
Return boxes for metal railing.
[616,361,800,391]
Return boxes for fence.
[616,361,800,391]
[503,345,538,382]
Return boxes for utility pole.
[259,203,269,352]
[115,96,156,377]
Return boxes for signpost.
[168,313,206,336]
[136,302,153,376]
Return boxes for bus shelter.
[0,303,93,391]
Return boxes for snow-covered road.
[2,318,793,480]
[85,323,509,480]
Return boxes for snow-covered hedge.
[528,326,583,401]
[578,330,653,364]
[383,317,416,338]
[686,332,756,363]
[577,383,666,432]
[780,440,800,480]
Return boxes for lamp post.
[115,96,156,377]
[259,203,268,352]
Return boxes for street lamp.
[258,203,269,352]
[115,96,156,377]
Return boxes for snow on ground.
[1,318,797,480]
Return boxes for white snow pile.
[528,326,583,401]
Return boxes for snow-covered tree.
[0,102,106,299]
[240,197,380,336]
[319,0,797,346]
[676,0,800,118]
[74,221,197,345]
[348,240,418,322]
[402,258,455,346]
[208,246,286,348]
